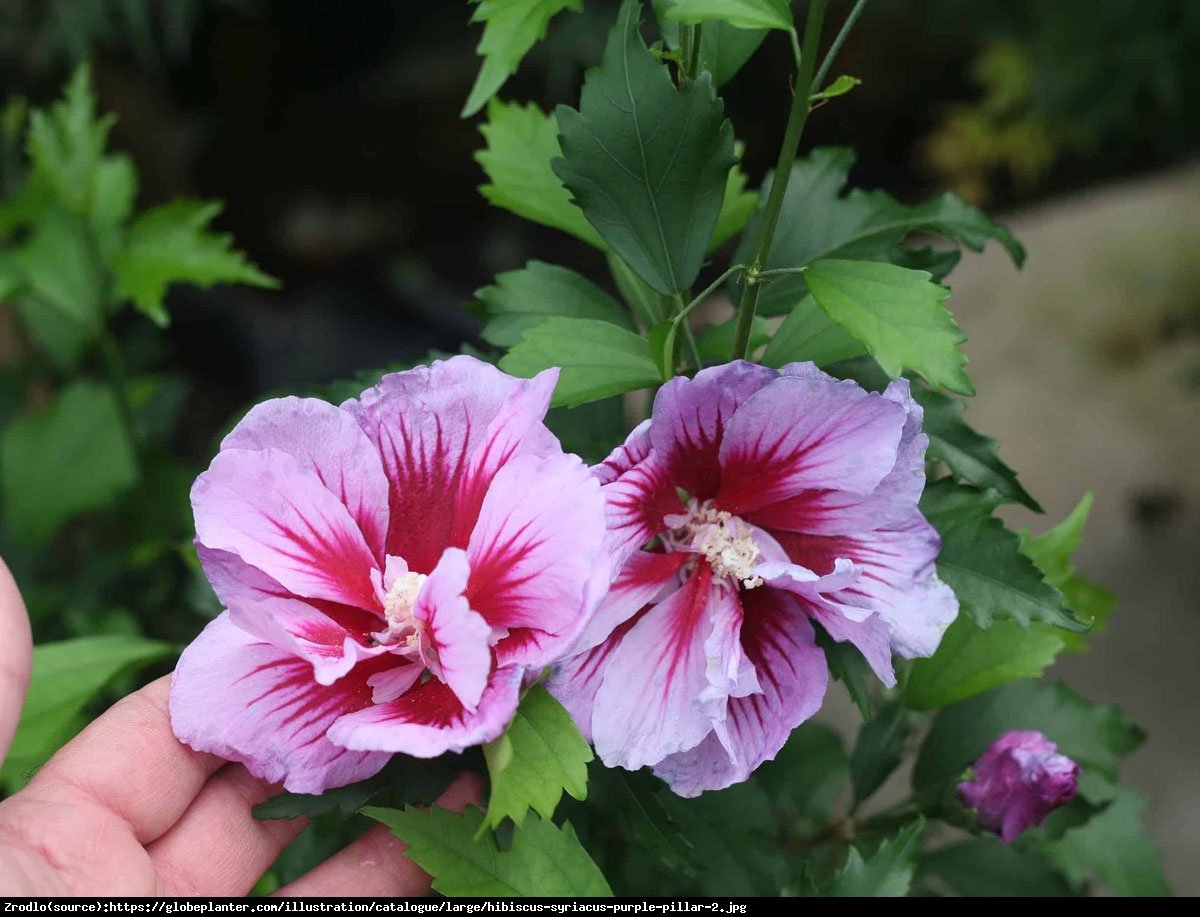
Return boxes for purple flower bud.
[958,730,1080,843]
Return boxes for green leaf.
[112,200,277,325]
[593,767,700,878]
[804,259,973,395]
[913,386,1042,511]
[88,153,138,258]
[731,147,1024,317]
[362,806,612,897]
[921,479,1087,631]
[850,703,911,804]
[476,99,604,248]
[823,821,924,897]
[0,635,171,790]
[500,317,661,407]
[755,722,849,824]
[1039,788,1169,897]
[253,756,456,821]
[463,1,583,118]
[1,381,138,547]
[905,615,1066,710]
[913,681,1145,792]
[664,0,793,31]
[696,314,769,363]
[553,0,735,294]
[474,260,631,347]
[653,1,767,86]
[482,686,593,831]
[1020,493,1115,650]
[711,147,758,249]
[11,207,105,330]
[648,320,680,379]
[918,837,1074,897]
[812,75,862,102]
[607,250,666,328]
[761,293,866,368]
[817,626,873,719]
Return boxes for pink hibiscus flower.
[549,361,957,796]
[170,356,609,793]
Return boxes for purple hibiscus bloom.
[959,730,1081,842]
[170,356,609,793]
[549,361,958,796]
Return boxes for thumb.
[0,556,32,764]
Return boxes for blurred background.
[0,0,1198,893]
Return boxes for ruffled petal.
[192,448,380,611]
[594,420,651,485]
[414,547,492,711]
[652,587,827,796]
[326,665,523,757]
[602,452,683,569]
[169,613,391,794]
[570,550,688,656]
[717,363,906,516]
[221,397,391,564]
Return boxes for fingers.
[272,771,484,898]
[27,676,225,844]
[147,764,307,897]
[0,557,32,764]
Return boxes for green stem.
[671,293,705,371]
[687,23,703,78]
[676,263,748,325]
[788,27,802,69]
[98,330,139,466]
[730,0,828,360]
[813,0,868,92]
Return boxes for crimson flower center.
[667,500,764,589]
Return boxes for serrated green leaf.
[805,259,973,395]
[921,479,1087,631]
[664,0,792,31]
[553,0,735,294]
[482,686,593,831]
[476,99,604,248]
[913,681,1145,792]
[1040,787,1168,896]
[913,386,1042,511]
[475,260,631,347]
[463,1,582,118]
[10,206,105,330]
[812,74,861,101]
[850,703,911,804]
[731,147,1024,316]
[1,381,137,547]
[696,313,769,362]
[88,153,137,257]
[823,821,924,897]
[112,199,277,326]
[918,837,1074,897]
[362,806,612,897]
[761,293,866,368]
[0,635,171,790]
[905,615,1066,711]
[500,317,661,407]
[653,0,767,86]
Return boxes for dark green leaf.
[696,313,769,363]
[594,767,700,878]
[653,1,768,86]
[914,386,1041,511]
[913,681,1145,792]
[253,756,456,821]
[918,837,1074,897]
[362,806,612,897]
[761,293,866,368]
[921,479,1087,631]
[500,317,661,407]
[731,147,1024,317]
[664,0,792,31]
[850,703,911,804]
[1,381,138,547]
[823,820,924,897]
[804,259,973,395]
[476,99,604,248]
[755,722,849,824]
[905,615,1066,711]
[711,147,758,249]
[463,1,583,118]
[475,260,631,347]
[1040,788,1169,896]
[812,75,862,101]
[817,626,873,719]
[553,0,735,294]
[482,686,593,831]
[113,200,277,326]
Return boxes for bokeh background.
[1,0,1198,893]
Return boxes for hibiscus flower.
[550,361,957,796]
[170,356,608,793]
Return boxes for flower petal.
[414,548,492,711]
[465,452,607,656]
[192,448,380,610]
[222,397,391,564]
[594,419,651,485]
[169,613,391,794]
[591,564,720,770]
[602,452,683,569]
[652,587,827,796]
[326,665,523,757]
[717,362,906,516]
[650,361,777,500]
[571,550,688,656]
[344,356,559,573]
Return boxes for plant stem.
[676,264,748,324]
[729,0,828,360]
[687,23,703,78]
[671,293,705,370]
[98,330,139,465]
[813,0,868,92]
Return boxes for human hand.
[0,558,481,896]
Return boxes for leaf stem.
[813,0,868,92]
[675,263,748,325]
[729,0,828,360]
[671,292,705,370]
